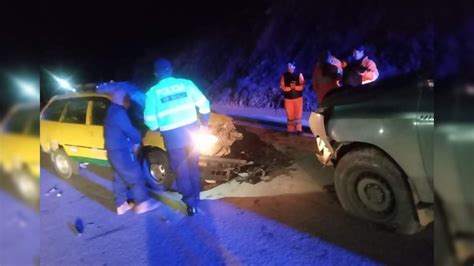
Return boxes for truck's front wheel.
[334,147,420,234]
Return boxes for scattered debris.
[201,125,293,187]
[69,217,85,236]
[45,186,58,196]
[234,164,266,184]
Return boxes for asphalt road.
[39,122,433,265]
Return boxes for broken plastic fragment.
[45,186,57,196]
[74,217,85,235]
[238,173,249,178]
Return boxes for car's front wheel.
[142,149,174,191]
[334,147,420,234]
[51,148,78,179]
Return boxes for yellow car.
[40,92,236,189]
[0,103,40,202]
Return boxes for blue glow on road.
[40,167,379,265]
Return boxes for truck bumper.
[309,112,335,166]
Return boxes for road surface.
[39,122,433,265]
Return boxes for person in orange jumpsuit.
[280,62,304,136]
[312,50,343,105]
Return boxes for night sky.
[1,1,268,111]
[39,2,268,91]
[1,1,472,113]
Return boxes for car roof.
[49,92,111,101]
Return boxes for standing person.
[104,89,159,215]
[144,58,210,216]
[280,62,305,136]
[312,50,343,105]
[342,45,379,87]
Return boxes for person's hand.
[290,83,296,89]
[133,143,140,154]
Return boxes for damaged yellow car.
[40,91,242,190]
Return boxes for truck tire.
[142,149,174,191]
[334,147,420,234]
[51,148,79,179]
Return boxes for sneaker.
[116,202,134,215]
[134,200,160,214]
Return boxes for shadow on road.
[223,192,434,266]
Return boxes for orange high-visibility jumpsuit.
[280,72,304,133]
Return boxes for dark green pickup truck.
[309,74,434,234]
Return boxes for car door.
[87,97,111,165]
[40,99,68,152]
[58,98,92,160]
[416,80,434,188]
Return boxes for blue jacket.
[144,77,210,132]
[104,104,142,151]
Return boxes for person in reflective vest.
[280,62,305,135]
[144,58,210,216]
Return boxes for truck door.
[416,80,434,188]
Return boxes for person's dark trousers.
[167,145,201,208]
[107,148,149,207]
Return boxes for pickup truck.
[309,74,433,234]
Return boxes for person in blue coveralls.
[144,58,211,216]
[104,89,159,215]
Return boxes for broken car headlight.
[191,131,219,155]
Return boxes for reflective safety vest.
[144,77,210,132]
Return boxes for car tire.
[142,149,174,191]
[334,147,420,234]
[51,148,79,179]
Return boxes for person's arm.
[188,80,210,126]
[334,59,343,77]
[144,90,160,131]
[295,73,305,91]
[280,76,291,92]
[116,108,142,145]
[362,60,379,84]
